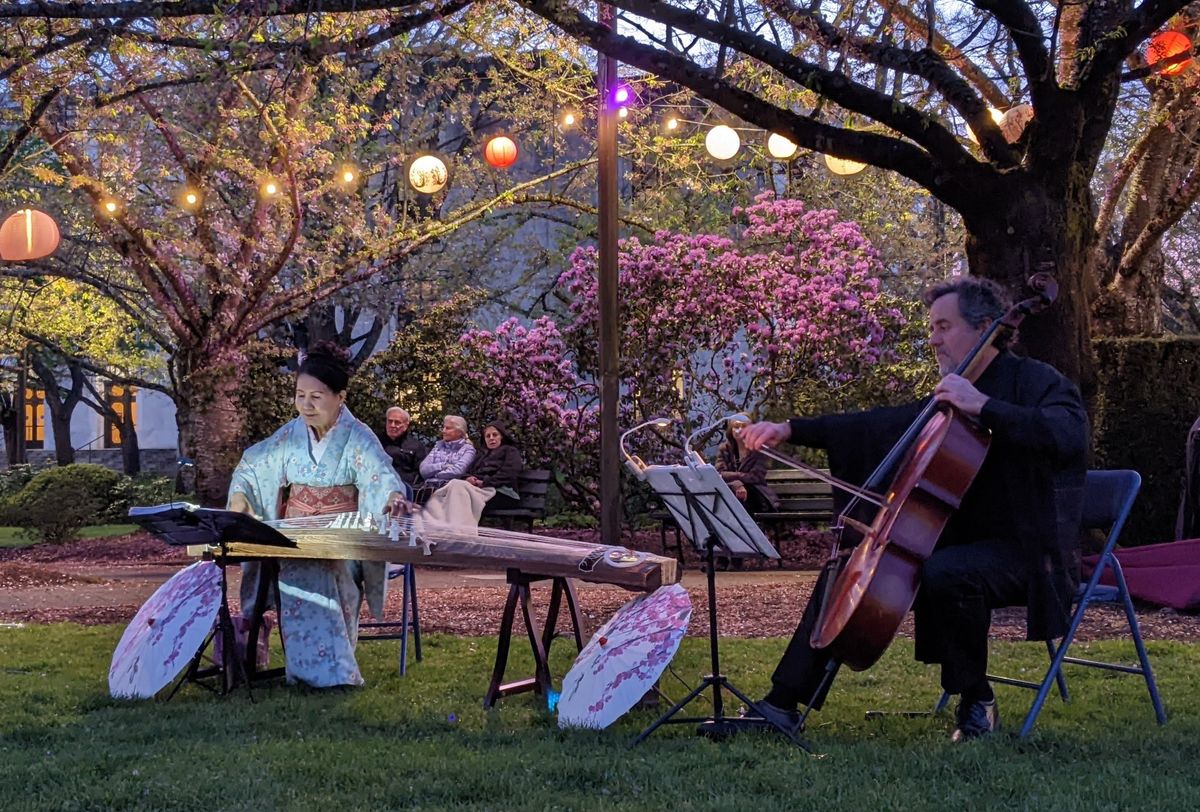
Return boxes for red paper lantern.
[484,135,518,169]
[0,208,60,261]
[1147,31,1193,76]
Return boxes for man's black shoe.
[737,700,804,737]
[951,698,999,742]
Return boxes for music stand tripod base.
[631,465,810,751]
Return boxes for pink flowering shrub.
[446,193,913,515]
[558,192,906,426]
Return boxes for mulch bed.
[2,529,1197,641]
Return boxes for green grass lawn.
[0,524,138,548]
[0,626,1196,811]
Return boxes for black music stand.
[129,504,293,698]
[631,465,809,749]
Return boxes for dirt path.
[2,532,1197,641]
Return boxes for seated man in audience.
[378,406,427,488]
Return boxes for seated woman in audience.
[716,417,779,513]
[461,420,524,510]
[416,415,476,498]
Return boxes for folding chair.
[358,563,423,676]
[936,469,1167,736]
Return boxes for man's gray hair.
[923,276,1012,349]
[387,406,410,421]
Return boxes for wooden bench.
[481,468,552,533]
[654,468,834,562]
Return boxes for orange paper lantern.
[484,135,518,169]
[0,208,60,261]
[1147,31,1193,76]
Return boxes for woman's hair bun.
[305,340,351,366]
[299,340,352,393]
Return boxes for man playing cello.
[739,276,1088,741]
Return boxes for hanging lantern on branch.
[999,104,1035,144]
[484,135,519,169]
[1147,31,1193,76]
[824,154,867,176]
[0,208,61,261]
[407,153,450,195]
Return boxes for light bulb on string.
[766,132,798,160]
[705,125,741,160]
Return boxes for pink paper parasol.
[109,560,221,699]
[558,583,692,729]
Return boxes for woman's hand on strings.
[384,491,413,518]
[933,374,989,416]
[738,421,790,451]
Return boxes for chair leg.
[1114,563,1167,725]
[399,566,411,676]
[396,565,422,676]
[1045,639,1070,702]
[408,564,422,663]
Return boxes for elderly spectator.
[378,406,427,487]
[417,415,476,496]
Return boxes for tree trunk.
[963,178,1096,400]
[174,346,251,507]
[120,424,141,476]
[30,354,85,466]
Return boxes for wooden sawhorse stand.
[484,569,584,708]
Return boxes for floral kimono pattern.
[228,405,405,687]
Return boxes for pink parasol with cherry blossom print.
[557,583,692,729]
[108,560,221,699]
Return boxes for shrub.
[1092,336,1200,546]
[0,464,126,543]
[0,463,41,501]
[107,474,180,522]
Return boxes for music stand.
[631,465,809,749]
[129,503,293,698]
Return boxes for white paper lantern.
[705,125,741,160]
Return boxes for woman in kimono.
[227,342,409,688]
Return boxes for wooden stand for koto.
[485,569,584,708]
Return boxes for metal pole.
[597,3,621,547]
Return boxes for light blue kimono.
[228,405,406,687]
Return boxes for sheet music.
[642,464,779,559]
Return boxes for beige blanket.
[422,479,495,530]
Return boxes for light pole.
[596,3,621,547]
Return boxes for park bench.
[481,468,552,533]
[654,467,835,563]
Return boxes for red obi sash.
[284,484,359,519]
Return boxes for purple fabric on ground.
[1083,539,1200,611]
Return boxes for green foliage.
[1,627,1198,810]
[350,291,487,439]
[0,463,44,501]
[1092,336,1200,546]
[239,340,297,446]
[0,463,125,543]
[108,474,178,515]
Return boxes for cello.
[758,274,1058,671]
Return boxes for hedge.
[1092,336,1200,547]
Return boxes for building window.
[24,387,45,449]
[104,384,137,448]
